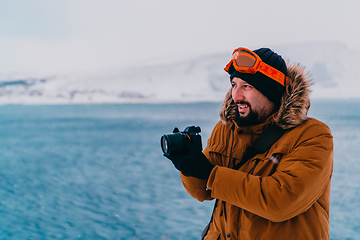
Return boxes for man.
[165,47,333,239]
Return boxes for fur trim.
[219,88,237,124]
[219,62,313,129]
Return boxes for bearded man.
[165,47,333,240]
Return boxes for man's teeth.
[239,105,248,109]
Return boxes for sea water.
[0,100,358,240]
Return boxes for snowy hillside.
[0,42,358,104]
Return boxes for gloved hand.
[165,138,214,180]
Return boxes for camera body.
[161,126,202,156]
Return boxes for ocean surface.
[0,100,358,240]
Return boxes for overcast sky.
[0,0,359,75]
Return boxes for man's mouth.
[238,104,248,109]
[236,101,250,114]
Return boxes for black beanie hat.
[229,48,287,105]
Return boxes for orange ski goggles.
[224,47,288,86]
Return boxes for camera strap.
[201,124,287,239]
[233,125,287,170]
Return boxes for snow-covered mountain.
[0,42,358,104]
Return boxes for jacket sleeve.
[180,174,213,202]
[179,121,227,202]
[206,120,333,222]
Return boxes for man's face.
[231,77,276,126]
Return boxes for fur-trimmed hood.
[219,62,313,130]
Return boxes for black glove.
[165,138,214,179]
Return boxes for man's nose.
[232,87,245,102]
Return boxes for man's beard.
[234,101,261,127]
[234,100,278,127]
[235,108,260,127]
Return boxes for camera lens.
[161,132,186,156]
[161,135,170,155]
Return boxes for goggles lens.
[233,50,257,68]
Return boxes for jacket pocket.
[250,152,285,176]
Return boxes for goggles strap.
[257,62,287,86]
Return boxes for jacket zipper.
[221,125,235,221]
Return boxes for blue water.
[0,100,358,240]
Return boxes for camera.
[161,126,202,156]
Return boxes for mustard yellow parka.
[180,63,334,240]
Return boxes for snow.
[0,42,359,105]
